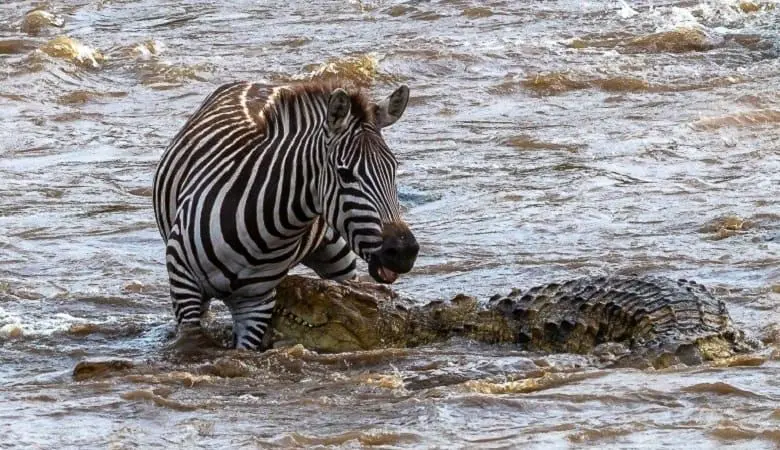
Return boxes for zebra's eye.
[337,167,358,184]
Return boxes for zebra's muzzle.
[368,225,419,284]
[368,257,399,284]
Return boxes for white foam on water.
[638,0,773,33]
[646,6,705,31]
[0,305,123,339]
[132,40,166,61]
[618,0,639,19]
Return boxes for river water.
[1,0,779,448]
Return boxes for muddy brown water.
[1,1,779,448]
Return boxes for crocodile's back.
[488,276,737,354]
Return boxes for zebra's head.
[321,84,419,284]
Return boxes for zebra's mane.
[252,79,376,130]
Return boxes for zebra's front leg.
[226,291,276,350]
[301,229,358,282]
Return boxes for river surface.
[1,0,779,448]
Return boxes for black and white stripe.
[152,80,416,349]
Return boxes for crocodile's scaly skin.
[268,275,760,367]
[487,275,759,366]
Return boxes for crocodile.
[266,274,761,368]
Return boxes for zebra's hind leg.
[168,290,214,354]
[168,276,207,332]
[166,269,206,333]
[166,226,208,333]
[226,292,275,350]
[166,285,216,353]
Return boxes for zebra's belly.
[198,259,299,299]
[191,238,312,300]
[169,203,328,299]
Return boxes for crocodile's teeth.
[276,308,316,328]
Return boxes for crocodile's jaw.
[270,276,406,352]
[270,276,522,352]
[270,306,372,352]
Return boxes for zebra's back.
[153,81,273,242]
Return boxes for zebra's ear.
[375,85,409,129]
[327,88,352,132]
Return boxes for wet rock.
[738,1,761,13]
[295,54,399,88]
[521,72,589,96]
[624,28,720,54]
[461,7,493,19]
[0,324,24,340]
[123,280,145,293]
[73,358,134,381]
[20,10,64,35]
[67,323,101,337]
[699,215,753,240]
[40,36,104,69]
[0,39,37,55]
[198,357,252,378]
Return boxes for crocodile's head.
[269,276,402,352]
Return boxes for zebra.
[152,79,419,350]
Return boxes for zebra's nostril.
[384,246,400,257]
[378,233,418,274]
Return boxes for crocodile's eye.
[337,167,358,184]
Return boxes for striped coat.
[153,80,419,349]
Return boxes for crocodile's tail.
[487,275,760,364]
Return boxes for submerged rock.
[73,358,134,381]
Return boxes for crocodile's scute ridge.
[486,276,754,361]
